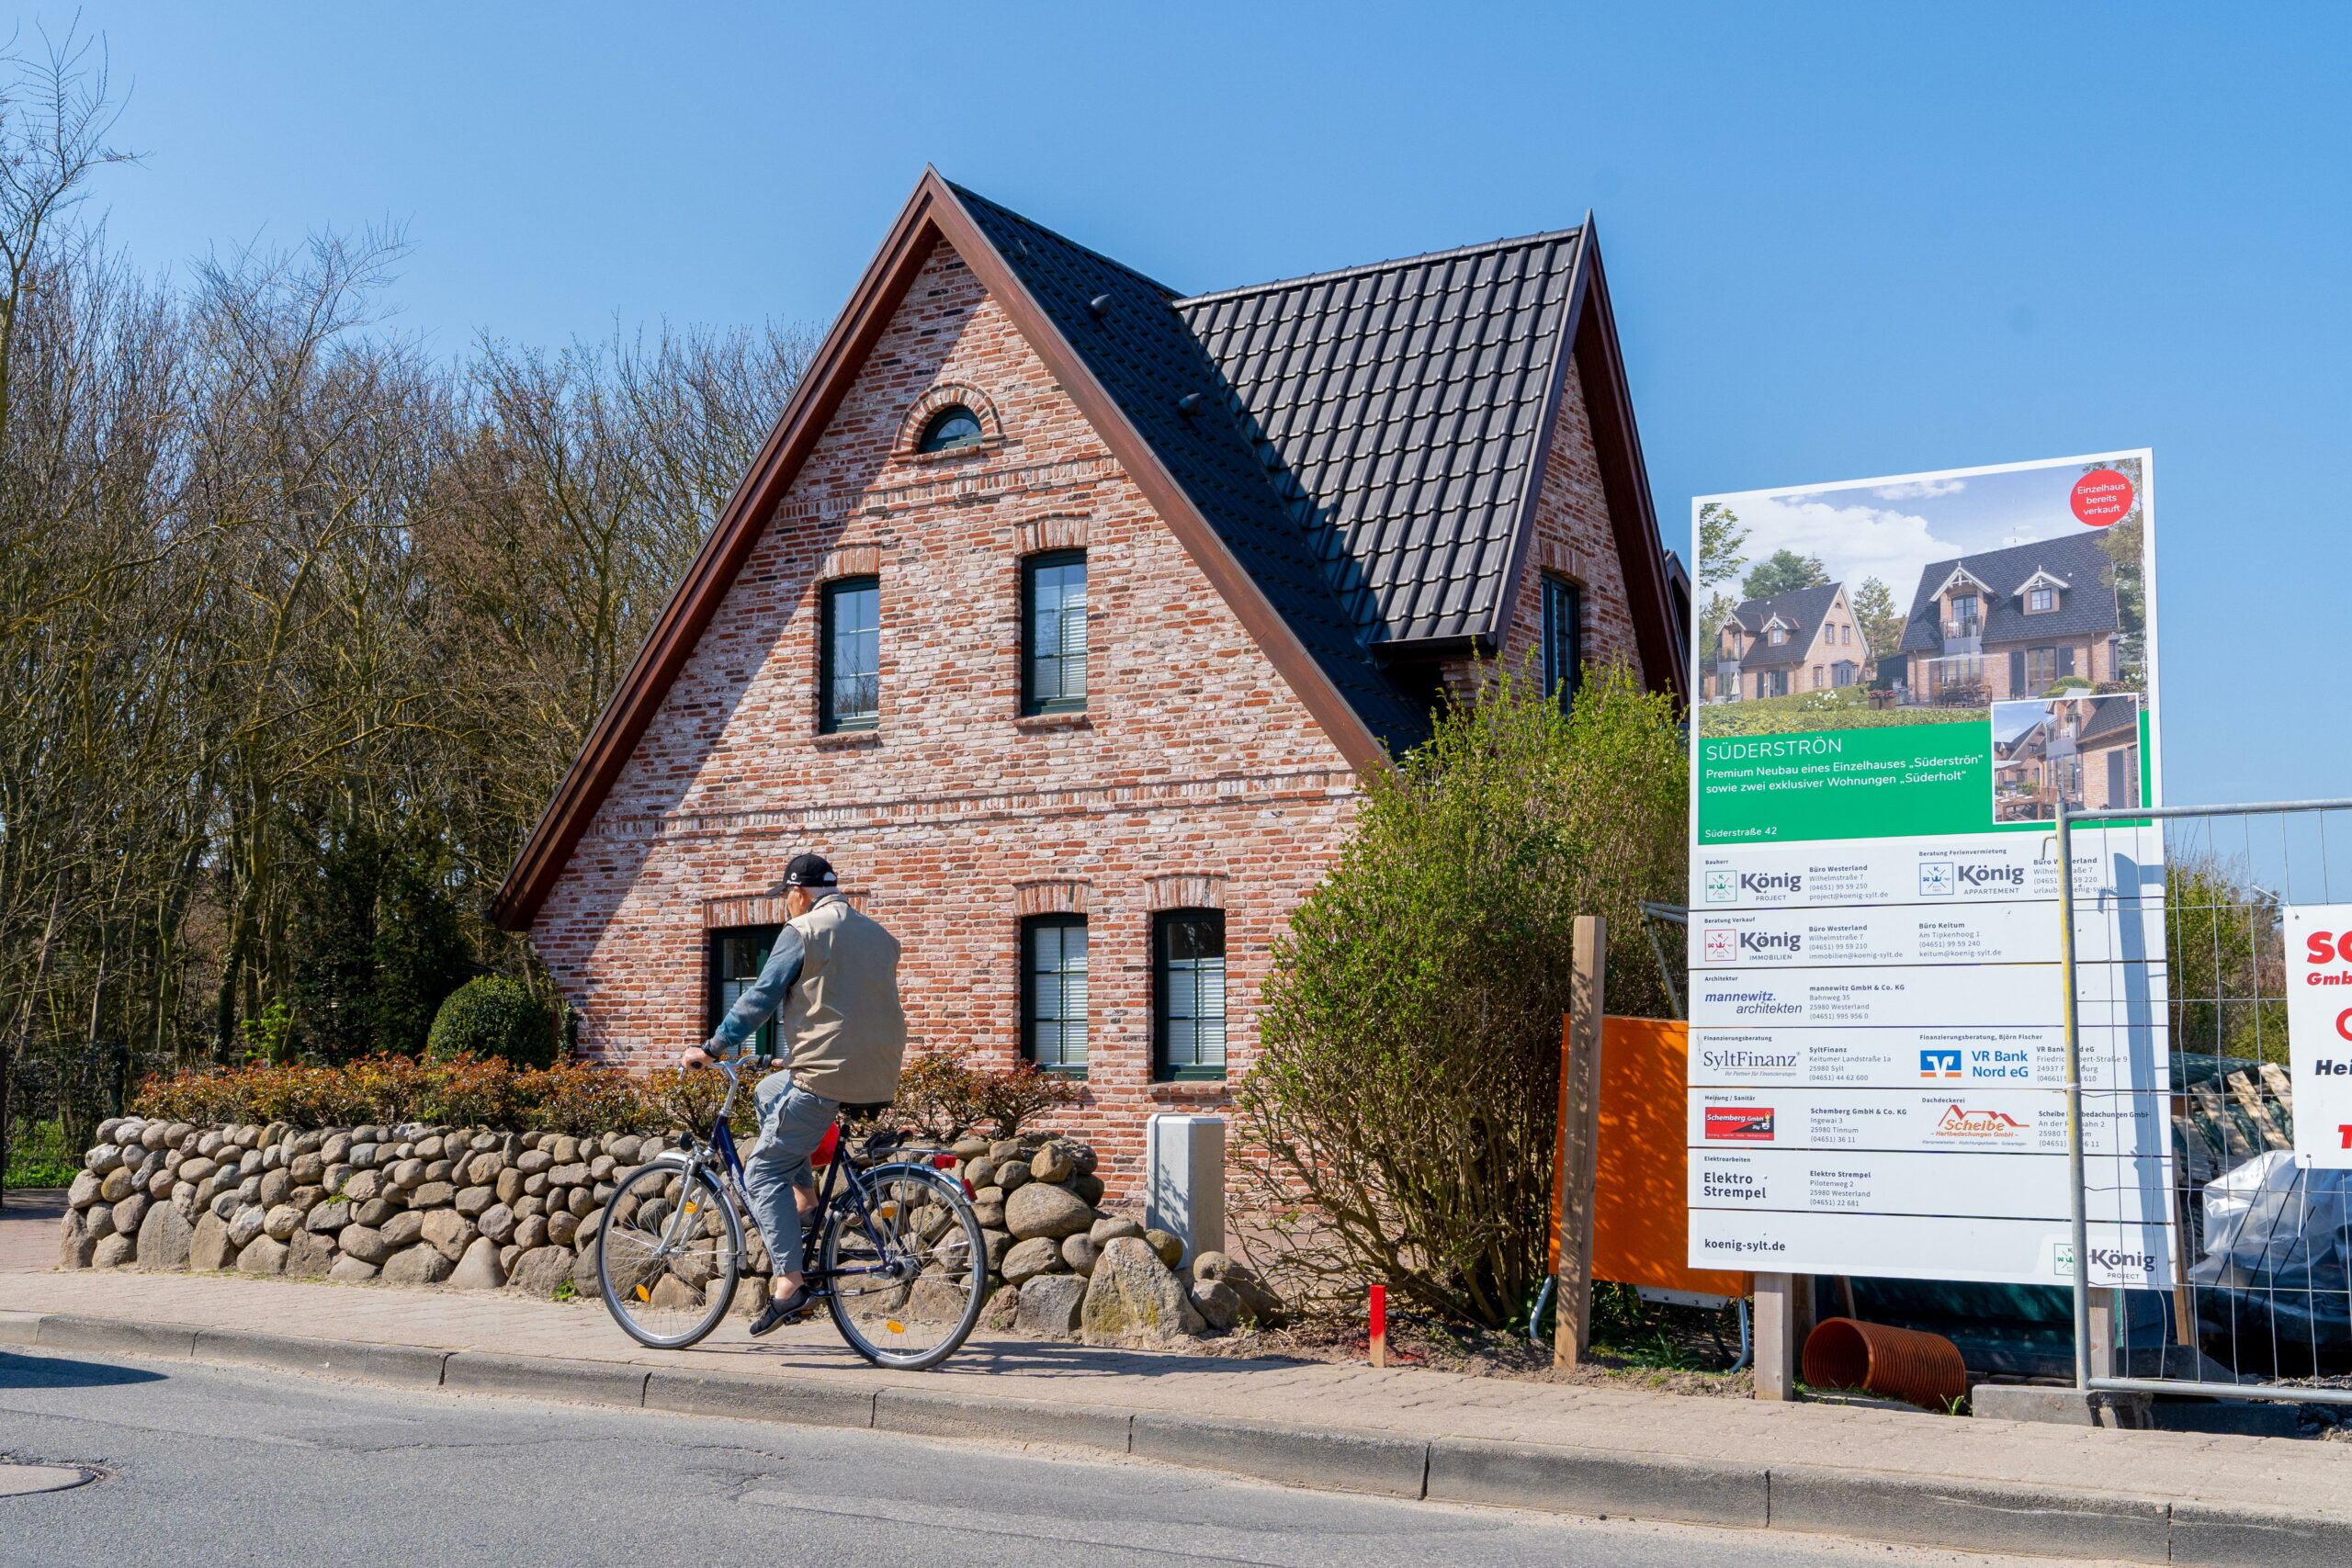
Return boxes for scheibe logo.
[1936,1105,2028,1139]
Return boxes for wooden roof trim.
[924,181,1393,777]
[490,180,949,931]
[493,171,1392,931]
[1480,220,1594,653]
[1567,227,1689,702]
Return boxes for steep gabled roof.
[2077,694,2139,742]
[1726,583,1841,671]
[947,186,1426,754]
[1173,230,1585,646]
[491,172,1681,931]
[1901,532,2119,655]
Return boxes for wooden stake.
[1368,1283,1387,1368]
[1555,914,1606,1368]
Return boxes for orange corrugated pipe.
[1802,1317,1969,1410]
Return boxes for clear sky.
[40,2,2352,807]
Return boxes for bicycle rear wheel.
[822,1163,988,1370]
[598,1160,741,1348]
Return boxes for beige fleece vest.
[776,894,907,1104]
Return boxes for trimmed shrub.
[1236,662,1684,1329]
[426,976,556,1068]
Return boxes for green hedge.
[426,976,556,1068]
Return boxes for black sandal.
[748,1284,815,1337]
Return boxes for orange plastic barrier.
[1553,1015,1749,1299]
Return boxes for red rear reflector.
[931,1154,956,1169]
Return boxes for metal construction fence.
[2059,795,2352,1405]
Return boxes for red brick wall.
[527,238,1655,1200]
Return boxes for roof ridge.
[1174,223,1587,307]
[943,181,1182,298]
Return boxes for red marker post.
[1368,1282,1387,1368]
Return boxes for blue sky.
[43,2,2352,806]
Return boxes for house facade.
[1896,533,2123,705]
[1992,695,2142,822]
[490,174,1684,1197]
[1709,582,1864,701]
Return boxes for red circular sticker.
[2070,469,2134,526]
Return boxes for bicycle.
[595,1055,989,1370]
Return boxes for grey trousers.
[746,1069,838,1277]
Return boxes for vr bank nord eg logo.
[1919,1050,1962,1078]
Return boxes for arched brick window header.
[899,383,1002,457]
[1016,515,1089,555]
[819,544,884,581]
[1012,880,1090,917]
[703,887,867,927]
[1147,874,1226,911]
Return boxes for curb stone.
[2167,1500,2352,1568]
[643,1368,876,1429]
[1131,1411,1430,1499]
[1427,1438,1769,1529]
[443,1350,649,1407]
[874,1387,1134,1453]
[12,1307,2352,1564]
[191,1327,448,1389]
[1765,1464,2172,1563]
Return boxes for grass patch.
[6,1121,82,1188]
[1698,688,1986,737]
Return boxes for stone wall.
[58,1115,640,1296]
[52,1114,1283,1345]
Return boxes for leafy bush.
[135,1055,645,1133]
[425,976,556,1068]
[892,1044,1084,1138]
[1235,663,1684,1329]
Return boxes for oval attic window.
[917,405,985,453]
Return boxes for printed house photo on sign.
[1989,693,2142,822]
[1696,455,2148,739]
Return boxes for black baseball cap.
[783,853,839,887]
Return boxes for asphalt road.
[0,1347,2123,1568]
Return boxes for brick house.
[1897,532,2123,705]
[1707,582,1864,701]
[1992,694,2142,822]
[489,172,1685,1197]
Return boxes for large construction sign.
[1687,452,2173,1286]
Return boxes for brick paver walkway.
[4,1237,2348,1522]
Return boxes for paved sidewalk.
[0,1266,2341,1498]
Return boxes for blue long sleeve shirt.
[708,923,806,1058]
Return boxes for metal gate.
[2059,795,2352,1406]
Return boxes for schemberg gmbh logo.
[1704,1107,1776,1142]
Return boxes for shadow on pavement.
[0,1349,168,1390]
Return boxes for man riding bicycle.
[679,852,906,1337]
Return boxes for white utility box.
[1144,1113,1225,1265]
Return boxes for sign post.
[1555,915,1606,1367]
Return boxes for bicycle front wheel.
[598,1160,741,1348]
[822,1163,988,1370]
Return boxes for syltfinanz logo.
[1704,1107,1775,1141]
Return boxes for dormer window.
[1768,627,1788,646]
[917,405,985,453]
[2027,587,2055,613]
